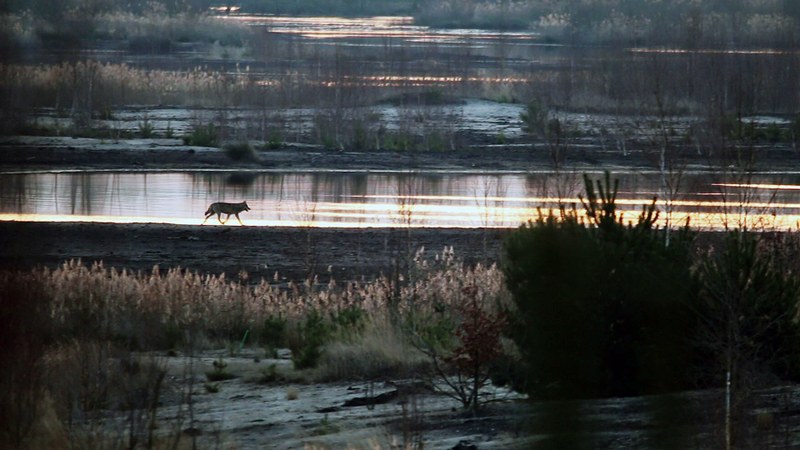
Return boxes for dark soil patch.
[0,221,509,283]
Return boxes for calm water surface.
[2,171,800,230]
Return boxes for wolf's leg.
[235,213,244,225]
[217,213,225,224]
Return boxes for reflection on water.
[226,13,551,93]
[629,47,796,55]
[2,171,800,230]
[223,15,537,44]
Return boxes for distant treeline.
[233,0,416,16]
[0,0,417,17]
[414,0,800,46]
[3,0,799,47]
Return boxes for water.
[2,170,800,230]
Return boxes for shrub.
[502,172,697,399]
[763,122,784,143]
[380,131,413,151]
[791,115,800,144]
[423,131,448,152]
[431,285,507,412]
[183,123,218,147]
[222,141,257,161]
[331,306,366,339]
[519,99,548,138]
[138,116,154,138]
[289,310,330,370]
[258,314,287,350]
[351,122,369,150]
[406,309,455,353]
[0,272,53,448]
[257,363,282,384]
[265,130,283,149]
[291,306,371,372]
[206,357,236,381]
[315,322,427,381]
[695,231,800,386]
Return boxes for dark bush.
[519,99,548,138]
[0,272,53,448]
[265,130,283,149]
[790,115,800,144]
[138,117,154,138]
[695,231,800,386]
[259,314,287,349]
[502,172,697,399]
[290,310,330,369]
[183,123,218,147]
[205,357,237,381]
[331,306,366,338]
[223,141,257,161]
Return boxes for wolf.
[202,201,251,225]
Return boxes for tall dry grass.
[12,252,508,351]
[93,11,249,47]
[0,61,263,114]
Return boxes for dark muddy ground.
[0,134,641,173]
[0,221,508,283]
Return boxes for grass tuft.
[183,123,218,147]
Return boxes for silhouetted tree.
[502,172,697,399]
[695,231,800,387]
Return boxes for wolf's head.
[242,201,251,211]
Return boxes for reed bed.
[6,251,509,350]
[93,11,249,46]
[0,61,264,112]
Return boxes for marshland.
[3,1,800,449]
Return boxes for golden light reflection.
[713,183,800,191]
[5,198,800,231]
[220,15,536,43]
[362,194,800,212]
[4,171,800,231]
[0,213,498,229]
[311,75,530,88]
[629,47,796,55]
[256,74,531,88]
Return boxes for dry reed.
[0,61,262,111]
[10,251,508,350]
